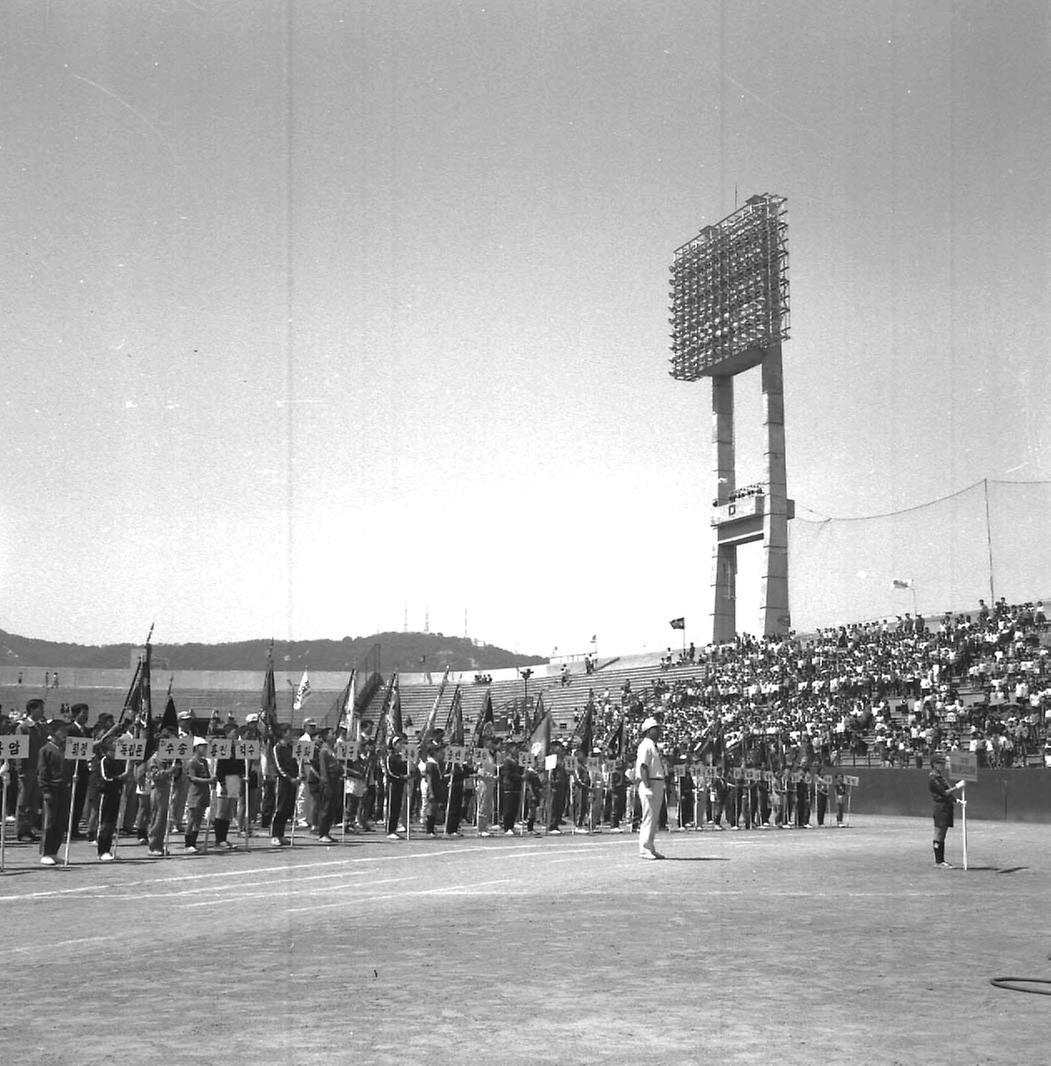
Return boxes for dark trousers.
[447,783,464,834]
[316,786,340,839]
[271,777,295,840]
[97,789,122,856]
[501,789,521,832]
[71,771,89,833]
[16,773,40,836]
[148,787,171,852]
[260,777,276,829]
[387,781,405,834]
[611,788,627,828]
[548,784,567,830]
[40,786,67,857]
[816,792,828,826]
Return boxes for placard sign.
[947,751,978,783]
[448,746,465,766]
[64,737,93,760]
[763,770,775,783]
[822,774,833,786]
[544,753,557,771]
[235,739,261,761]
[158,737,194,760]
[587,757,602,774]
[335,740,360,763]
[844,775,860,787]
[292,740,315,761]
[407,742,419,763]
[0,735,30,761]
[744,769,758,783]
[731,767,744,780]
[114,738,147,761]
[205,738,231,759]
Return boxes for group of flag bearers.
[0,635,863,871]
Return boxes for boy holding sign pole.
[928,753,965,868]
[37,722,68,866]
[270,726,299,847]
[96,738,130,862]
[184,737,215,855]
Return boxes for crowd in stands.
[587,599,1049,771]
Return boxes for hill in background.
[0,628,546,673]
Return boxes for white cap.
[641,716,660,733]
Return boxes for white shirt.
[635,736,664,784]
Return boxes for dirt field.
[1,816,1048,1065]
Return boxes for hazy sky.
[1,1,1047,656]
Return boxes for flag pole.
[243,750,251,852]
[63,763,78,866]
[290,757,303,847]
[0,759,8,872]
[166,772,177,856]
[961,783,968,871]
[202,784,215,854]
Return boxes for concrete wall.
[851,768,1051,823]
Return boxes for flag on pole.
[292,670,312,712]
[447,687,465,746]
[130,629,155,757]
[604,716,625,760]
[443,684,462,736]
[528,691,545,738]
[472,689,494,747]
[891,579,913,590]
[341,668,358,737]
[573,703,594,754]
[418,667,449,752]
[261,644,279,739]
[160,682,179,734]
[669,617,686,630]
[388,673,403,736]
[528,708,553,761]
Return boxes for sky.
[1,0,1048,657]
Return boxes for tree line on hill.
[0,629,546,673]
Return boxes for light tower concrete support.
[759,344,791,635]
[710,375,736,643]
[707,344,793,644]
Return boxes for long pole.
[166,772,177,856]
[63,764,78,866]
[112,773,129,861]
[243,754,251,852]
[201,785,215,854]
[961,784,968,871]
[982,479,996,604]
[0,760,8,872]
[290,758,303,847]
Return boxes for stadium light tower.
[668,194,793,643]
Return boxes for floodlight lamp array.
[668,193,790,381]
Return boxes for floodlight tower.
[668,194,793,643]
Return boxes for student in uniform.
[385,734,408,839]
[96,737,130,862]
[183,737,216,854]
[212,722,242,850]
[36,721,68,865]
[929,753,965,867]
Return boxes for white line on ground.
[0,845,506,903]
[179,875,422,909]
[0,935,109,957]
[283,878,514,914]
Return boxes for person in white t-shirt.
[635,717,665,860]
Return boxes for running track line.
[0,841,606,903]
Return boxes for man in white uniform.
[635,716,665,859]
